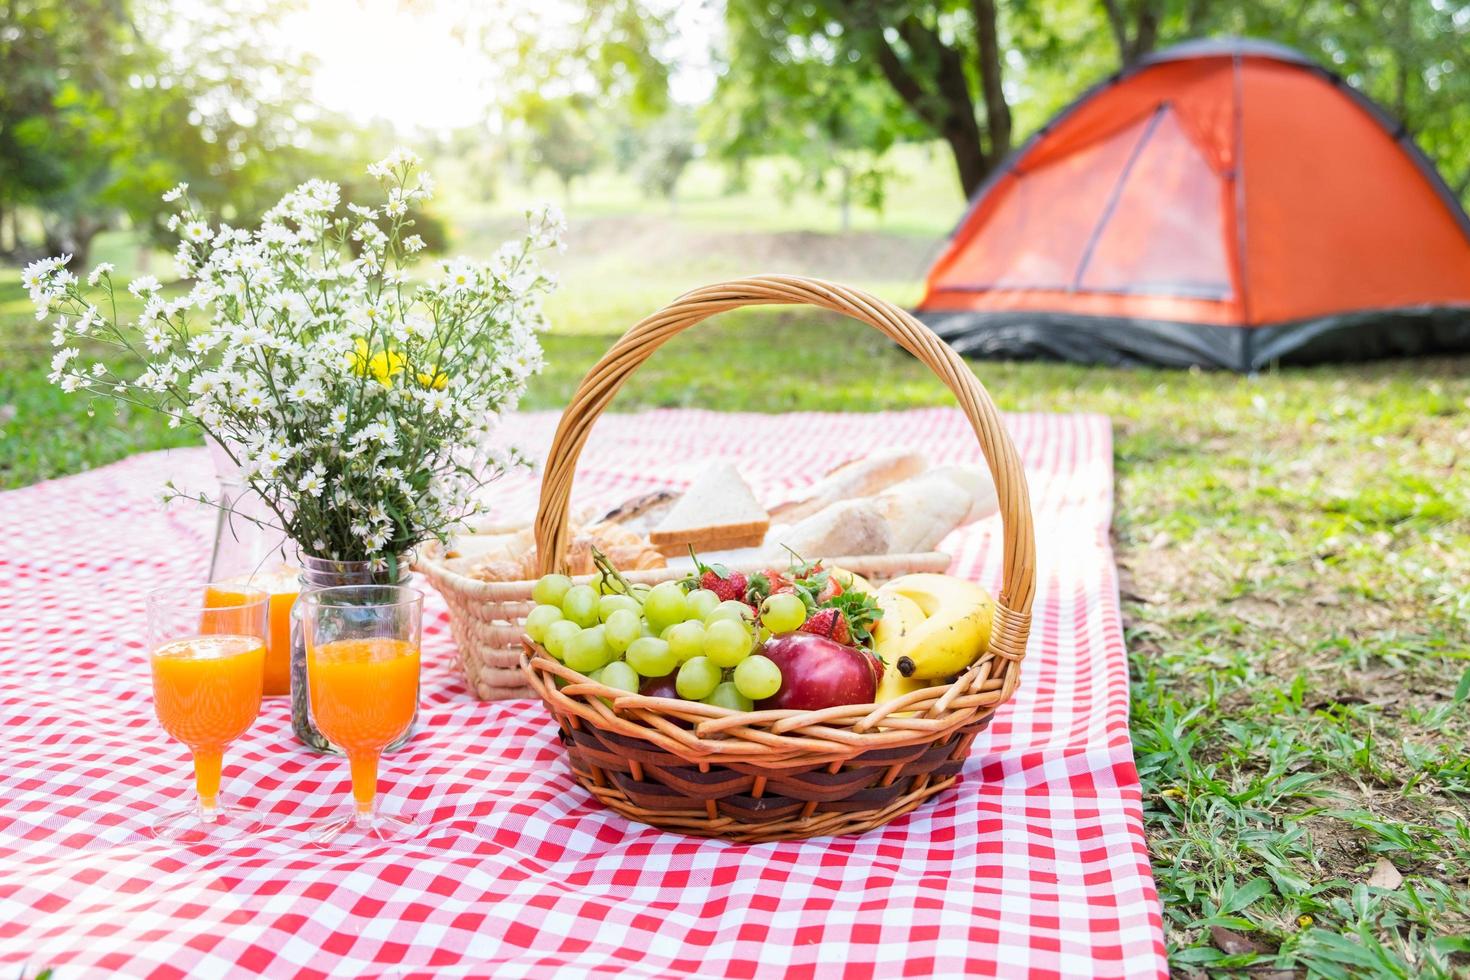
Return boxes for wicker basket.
[510,275,1035,842]
[417,547,954,701]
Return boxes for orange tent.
[917,38,1470,370]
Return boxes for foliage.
[23,151,563,560]
[708,19,920,229]
[634,109,697,207]
[0,0,315,265]
[522,97,603,199]
[716,0,1470,206]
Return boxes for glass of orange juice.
[302,585,423,845]
[145,584,269,842]
[204,566,299,697]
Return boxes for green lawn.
[3,197,1468,974]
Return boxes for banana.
[878,573,995,681]
[873,589,925,658]
[873,591,932,705]
[875,666,929,704]
[829,566,876,595]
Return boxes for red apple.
[756,632,880,711]
[640,673,679,700]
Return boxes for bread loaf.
[769,499,892,558]
[770,449,925,523]
[869,476,971,552]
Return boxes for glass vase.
[290,553,417,754]
[207,477,297,697]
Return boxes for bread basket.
[499,274,1035,842]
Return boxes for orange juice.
[151,635,265,806]
[307,638,419,810]
[205,567,300,697]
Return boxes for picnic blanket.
[0,408,1167,979]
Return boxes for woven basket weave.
[514,274,1035,842]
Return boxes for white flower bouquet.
[26,149,563,566]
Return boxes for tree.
[720,0,1470,209]
[523,97,602,202]
[635,110,697,211]
[721,0,1032,198]
[0,0,313,267]
[706,44,914,230]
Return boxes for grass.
[3,163,1468,975]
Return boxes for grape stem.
[590,547,639,598]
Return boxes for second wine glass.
[301,584,423,845]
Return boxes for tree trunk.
[43,213,105,270]
[869,20,990,197]
[972,0,1012,162]
[1100,0,1160,65]
[838,164,852,232]
[943,128,990,199]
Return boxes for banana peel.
[877,573,995,681]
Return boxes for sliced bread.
[649,462,770,555]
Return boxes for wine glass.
[145,584,269,842]
[301,584,423,845]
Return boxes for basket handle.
[532,275,1036,664]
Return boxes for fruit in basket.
[759,592,807,633]
[705,681,754,712]
[799,607,851,645]
[644,581,689,634]
[532,573,574,607]
[733,654,782,700]
[665,620,706,662]
[704,618,754,668]
[755,632,880,711]
[598,593,640,621]
[676,656,721,700]
[604,608,641,653]
[875,665,930,704]
[561,584,600,628]
[639,672,679,699]
[564,624,613,672]
[525,604,565,643]
[872,591,925,657]
[878,574,996,681]
[685,552,749,604]
[685,588,721,620]
[706,599,755,624]
[543,619,581,660]
[625,636,676,677]
[529,549,936,711]
[599,660,640,695]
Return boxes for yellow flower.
[1297,915,1314,928]
[416,365,448,390]
[348,338,405,388]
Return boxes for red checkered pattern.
[0,409,1166,978]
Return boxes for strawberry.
[817,574,845,603]
[800,607,851,646]
[762,568,794,595]
[686,549,748,603]
[702,567,748,603]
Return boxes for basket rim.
[414,539,954,600]
[521,638,1011,766]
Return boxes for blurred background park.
[3,0,1469,973]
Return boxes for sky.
[284,0,721,133]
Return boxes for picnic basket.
[512,275,1035,842]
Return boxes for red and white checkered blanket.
[0,409,1166,978]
